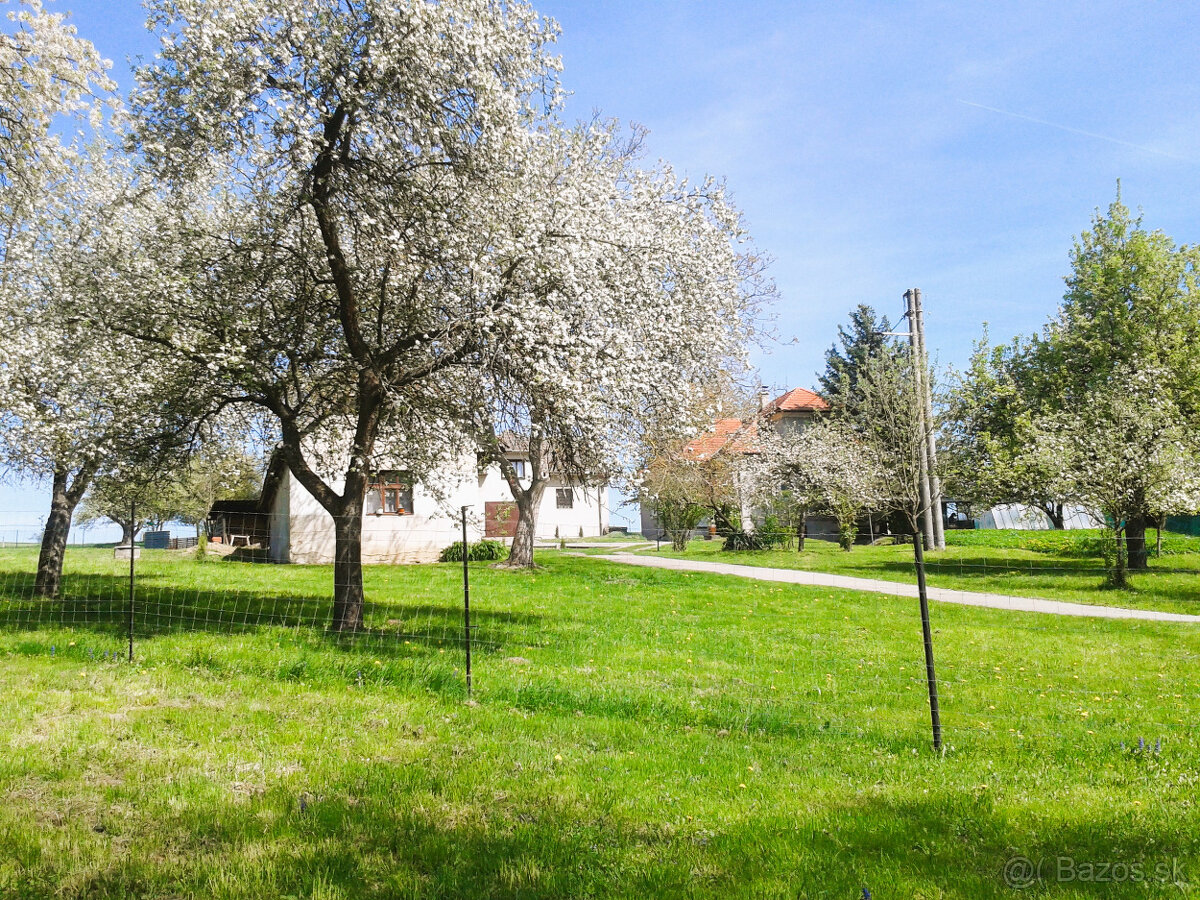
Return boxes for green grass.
[0,546,1198,897]
[640,530,1200,616]
[546,532,649,544]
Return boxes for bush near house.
[439,540,510,563]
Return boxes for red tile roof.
[683,417,760,460]
[766,387,828,413]
[681,387,826,460]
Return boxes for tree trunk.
[1109,523,1128,588]
[331,496,365,632]
[1042,502,1066,530]
[278,400,377,633]
[117,518,145,547]
[1125,516,1150,571]
[34,467,92,598]
[797,507,807,552]
[506,484,546,568]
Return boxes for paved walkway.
[596,552,1200,624]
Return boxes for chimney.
[758,387,771,412]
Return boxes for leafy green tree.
[76,444,265,543]
[951,194,1200,567]
[943,333,1074,529]
[1031,195,1200,566]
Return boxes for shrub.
[440,541,468,562]
[472,540,509,561]
[723,529,766,552]
[838,520,857,551]
[439,540,510,563]
[757,515,789,550]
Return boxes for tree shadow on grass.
[0,568,541,657]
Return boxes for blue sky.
[4,0,1200,529]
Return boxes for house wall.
[276,453,607,564]
[285,461,485,565]
[476,468,608,539]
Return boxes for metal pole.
[913,289,945,550]
[128,500,135,663]
[912,525,942,751]
[461,505,472,697]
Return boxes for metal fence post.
[128,500,136,663]
[912,525,941,751]
[461,505,472,697]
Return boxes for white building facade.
[265,451,608,565]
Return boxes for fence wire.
[0,513,1197,756]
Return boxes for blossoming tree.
[749,417,883,551]
[459,122,765,566]
[121,0,765,621]
[0,0,114,233]
[1032,366,1200,586]
[0,148,208,597]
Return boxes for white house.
[214,442,608,565]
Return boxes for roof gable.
[765,387,828,413]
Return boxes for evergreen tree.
[819,304,896,408]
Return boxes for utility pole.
[911,289,945,551]
[904,289,937,551]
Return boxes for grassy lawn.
[639,530,1200,616]
[0,546,1198,897]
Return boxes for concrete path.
[596,552,1200,624]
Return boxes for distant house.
[211,440,607,564]
[761,386,829,434]
[206,452,289,547]
[640,387,834,540]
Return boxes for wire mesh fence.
[0,510,1197,756]
[589,523,1200,751]
[0,509,495,694]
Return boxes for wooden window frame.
[555,487,574,509]
[368,471,414,516]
